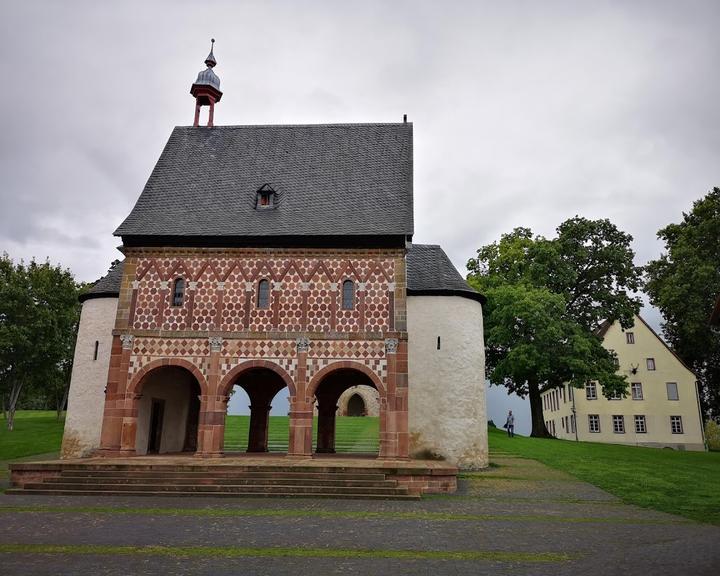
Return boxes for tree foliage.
[468,218,642,437]
[0,254,81,430]
[645,188,720,420]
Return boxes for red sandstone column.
[117,335,138,456]
[288,337,312,457]
[196,336,225,457]
[380,337,408,460]
[395,339,410,459]
[316,402,337,453]
[247,403,272,452]
[98,336,124,454]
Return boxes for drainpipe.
[572,386,579,442]
[694,379,707,451]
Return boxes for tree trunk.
[57,381,70,421]
[528,379,552,438]
[6,381,23,431]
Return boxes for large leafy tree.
[645,188,720,420]
[468,218,642,437]
[0,255,81,430]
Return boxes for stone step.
[49,464,412,474]
[57,470,389,482]
[19,482,410,496]
[4,488,419,500]
[46,476,398,488]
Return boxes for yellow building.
[541,315,706,451]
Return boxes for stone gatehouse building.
[61,45,487,469]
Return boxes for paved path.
[1,454,718,575]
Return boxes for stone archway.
[309,365,383,454]
[133,365,202,455]
[337,385,380,417]
[347,394,365,416]
[219,361,295,454]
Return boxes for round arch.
[128,358,209,397]
[219,360,296,399]
[307,361,385,400]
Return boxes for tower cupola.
[190,39,223,127]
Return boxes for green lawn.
[224,415,379,453]
[489,426,720,525]
[0,411,65,479]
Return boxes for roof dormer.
[255,183,277,210]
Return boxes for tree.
[468,218,642,437]
[0,254,81,430]
[645,188,720,420]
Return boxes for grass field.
[0,411,64,480]
[489,426,720,524]
[224,415,379,453]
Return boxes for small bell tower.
[190,39,223,127]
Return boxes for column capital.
[296,336,310,353]
[209,336,223,353]
[385,338,399,354]
[120,334,134,350]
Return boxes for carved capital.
[209,336,223,353]
[245,282,254,292]
[384,338,399,354]
[131,280,140,290]
[159,281,169,290]
[386,282,396,291]
[272,281,283,291]
[188,281,198,290]
[216,281,225,290]
[296,336,310,353]
[120,334,134,350]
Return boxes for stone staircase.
[6,463,423,500]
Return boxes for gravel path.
[1,455,718,575]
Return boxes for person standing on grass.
[505,410,515,438]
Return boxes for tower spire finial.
[205,38,217,68]
[191,39,223,127]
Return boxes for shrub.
[705,420,720,451]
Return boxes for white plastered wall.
[61,297,118,458]
[407,295,488,469]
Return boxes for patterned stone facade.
[99,247,409,459]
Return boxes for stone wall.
[61,297,118,458]
[407,295,488,469]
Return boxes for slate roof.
[406,244,484,303]
[79,261,125,303]
[115,123,414,242]
[82,245,485,304]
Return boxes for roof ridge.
[173,122,413,129]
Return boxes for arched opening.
[224,367,289,453]
[347,394,366,417]
[134,366,201,455]
[313,368,380,455]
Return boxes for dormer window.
[256,184,276,209]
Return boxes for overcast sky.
[2,1,718,432]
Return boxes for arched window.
[342,280,355,310]
[172,278,185,307]
[257,279,270,308]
